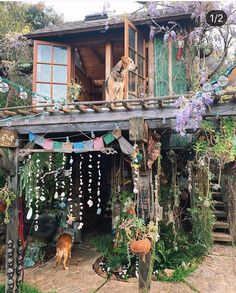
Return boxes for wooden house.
[0,9,236,293]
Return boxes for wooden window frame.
[124,18,146,99]
[33,40,71,105]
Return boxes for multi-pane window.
[125,20,146,99]
[33,41,70,105]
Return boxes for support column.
[105,42,113,101]
[5,149,19,293]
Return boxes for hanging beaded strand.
[48,153,53,172]
[68,155,73,214]
[34,156,41,231]
[26,155,33,221]
[97,153,102,214]
[78,154,84,230]
[60,153,67,203]
[87,153,93,207]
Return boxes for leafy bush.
[0,283,57,293]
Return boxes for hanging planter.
[130,238,151,257]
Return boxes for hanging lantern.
[0,82,9,93]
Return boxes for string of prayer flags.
[43,139,53,150]
[103,132,115,145]
[28,129,137,156]
[93,137,104,150]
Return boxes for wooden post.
[5,149,19,293]
[138,251,152,293]
[168,39,173,95]
[148,41,154,96]
[105,42,113,101]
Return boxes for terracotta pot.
[127,207,136,215]
[130,238,151,256]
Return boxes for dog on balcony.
[55,232,72,270]
[105,56,137,101]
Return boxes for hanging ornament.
[48,153,53,171]
[217,75,228,87]
[78,154,84,229]
[96,154,102,214]
[67,213,76,225]
[87,153,93,207]
[68,154,74,214]
[0,82,9,93]
[34,156,41,231]
[19,91,28,100]
[59,154,67,203]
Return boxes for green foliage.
[198,118,236,165]
[0,185,16,223]
[0,283,57,293]
[19,153,63,210]
[24,241,46,266]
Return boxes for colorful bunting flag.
[73,142,84,153]
[103,132,115,145]
[62,141,73,153]
[43,139,53,150]
[34,135,44,147]
[93,137,104,150]
[29,132,36,142]
[83,140,93,151]
[53,141,63,150]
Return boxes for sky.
[24,0,142,21]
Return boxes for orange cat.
[56,233,72,270]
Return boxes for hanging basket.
[130,238,151,256]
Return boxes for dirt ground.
[0,244,235,293]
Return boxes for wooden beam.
[90,47,105,64]
[105,42,113,101]
[148,41,154,96]
[122,102,133,110]
[4,110,17,116]
[168,38,173,95]
[17,109,31,115]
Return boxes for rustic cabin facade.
[0,10,236,293]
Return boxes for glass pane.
[52,84,67,101]
[53,46,67,64]
[36,83,51,99]
[128,72,136,92]
[37,45,52,63]
[129,48,136,63]
[138,35,144,56]
[129,27,136,50]
[138,56,144,77]
[137,77,144,96]
[53,65,67,83]
[37,64,51,82]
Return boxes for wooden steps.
[214,210,227,217]
[211,180,233,243]
[212,232,233,242]
[214,221,230,229]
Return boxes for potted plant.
[116,216,157,261]
[0,185,16,224]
